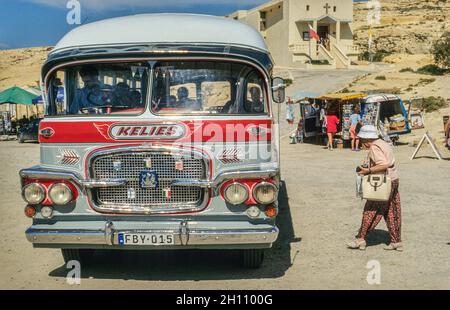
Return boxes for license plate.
[118,233,174,246]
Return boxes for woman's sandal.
[347,239,367,250]
[384,242,404,251]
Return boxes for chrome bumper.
[25,223,279,248]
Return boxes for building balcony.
[288,44,310,54]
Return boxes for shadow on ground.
[365,229,391,247]
[49,181,298,281]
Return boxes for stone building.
[226,0,359,68]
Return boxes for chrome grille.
[90,151,206,210]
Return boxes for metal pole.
[309,37,312,64]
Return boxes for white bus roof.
[364,94,401,103]
[52,13,269,54]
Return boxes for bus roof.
[52,14,269,54]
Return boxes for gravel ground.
[0,136,448,289]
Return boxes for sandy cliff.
[0,47,50,91]
[354,0,450,54]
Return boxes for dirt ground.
[0,132,449,289]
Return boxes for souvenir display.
[362,102,378,126]
[342,103,353,140]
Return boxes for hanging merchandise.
[342,103,354,140]
[362,102,378,126]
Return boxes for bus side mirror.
[272,77,286,104]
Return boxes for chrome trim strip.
[170,179,212,188]
[25,227,279,246]
[20,166,279,189]
[20,166,279,190]
[212,169,279,187]
[82,179,128,188]
[19,167,128,189]
[20,167,84,188]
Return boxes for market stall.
[297,92,366,147]
[0,86,42,121]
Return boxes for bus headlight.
[223,182,248,205]
[22,183,45,205]
[48,183,73,205]
[253,182,278,204]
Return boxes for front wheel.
[61,249,94,265]
[241,249,265,269]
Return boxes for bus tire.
[241,249,265,269]
[61,249,94,265]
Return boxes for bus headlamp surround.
[48,183,73,205]
[253,182,278,204]
[223,182,249,205]
[22,183,45,205]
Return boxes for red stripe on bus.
[38,119,273,143]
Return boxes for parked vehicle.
[19,14,285,268]
[361,94,411,138]
[18,118,42,143]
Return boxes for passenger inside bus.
[246,86,264,113]
[111,82,133,107]
[70,66,108,114]
[221,86,264,114]
[176,87,200,110]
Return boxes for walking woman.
[347,125,403,251]
[325,112,339,151]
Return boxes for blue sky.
[0,0,366,50]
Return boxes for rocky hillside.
[0,47,50,91]
[354,0,450,54]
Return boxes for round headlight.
[253,182,278,204]
[48,183,73,205]
[223,182,248,205]
[22,183,45,205]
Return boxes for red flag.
[308,25,320,42]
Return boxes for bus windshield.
[46,62,149,116]
[151,61,268,116]
[45,60,268,117]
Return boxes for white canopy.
[364,94,401,103]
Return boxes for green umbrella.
[0,86,37,105]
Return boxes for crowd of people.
[287,99,366,151]
[0,114,37,135]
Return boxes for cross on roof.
[324,3,331,14]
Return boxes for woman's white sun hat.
[358,125,379,139]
